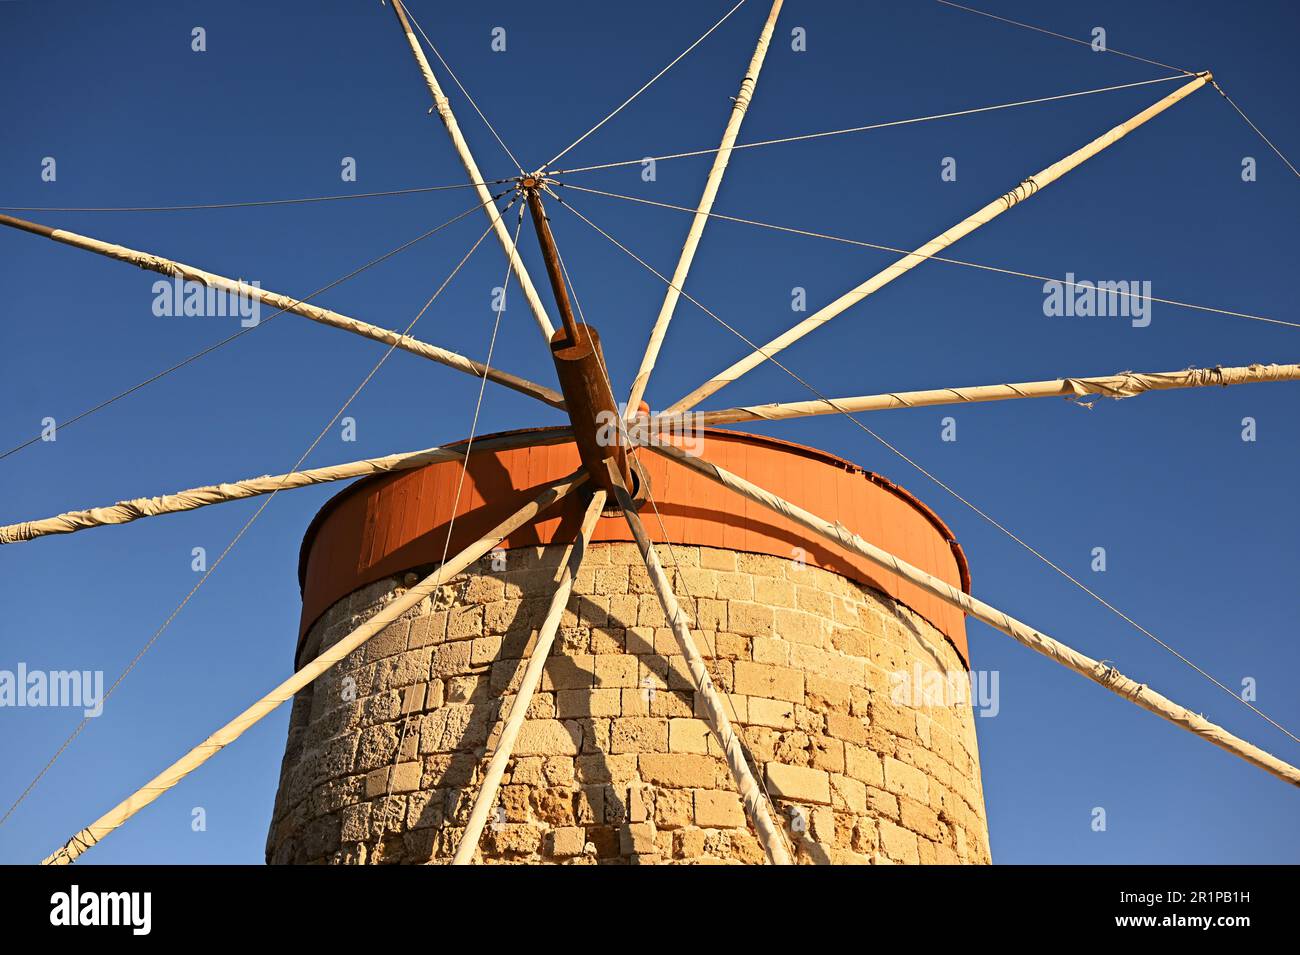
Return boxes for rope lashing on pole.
[0,430,573,545]
[451,490,607,865]
[387,0,556,341]
[647,442,1300,789]
[40,470,589,866]
[0,212,565,410]
[626,0,783,419]
[606,460,794,865]
[670,363,1300,427]
[665,71,1214,414]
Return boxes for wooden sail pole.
[0,430,573,545]
[606,461,794,864]
[665,71,1213,414]
[0,213,565,410]
[451,491,607,864]
[625,0,784,418]
[41,470,588,865]
[648,442,1300,788]
[387,0,556,341]
[663,362,1300,427]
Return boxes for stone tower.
[266,428,991,864]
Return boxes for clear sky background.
[1,0,1297,865]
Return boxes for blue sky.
[1,0,1296,864]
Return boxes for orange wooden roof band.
[296,428,972,666]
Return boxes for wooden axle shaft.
[549,323,634,496]
[523,185,634,497]
[523,185,582,343]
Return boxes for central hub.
[548,322,635,498]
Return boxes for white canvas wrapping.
[388,0,555,341]
[608,462,794,864]
[667,72,1212,413]
[41,470,587,865]
[1,429,573,545]
[649,442,1300,789]
[1,447,457,544]
[681,362,1300,426]
[625,0,783,417]
[451,490,607,864]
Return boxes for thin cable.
[1210,80,1300,180]
[933,0,1195,76]
[544,0,748,169]
[555,75,1185,174]
[0,194,503,463]
[548,221,799,861]
[369,205,524,862]
[403,2,527,175]
[0,180,511,213]
[554,194,1300,748]
[561,182,1300,330]
[0,207,504,829]
[929,4,1298,183]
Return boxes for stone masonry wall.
[266,543,992,865]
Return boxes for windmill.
[2,0,1296,865]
